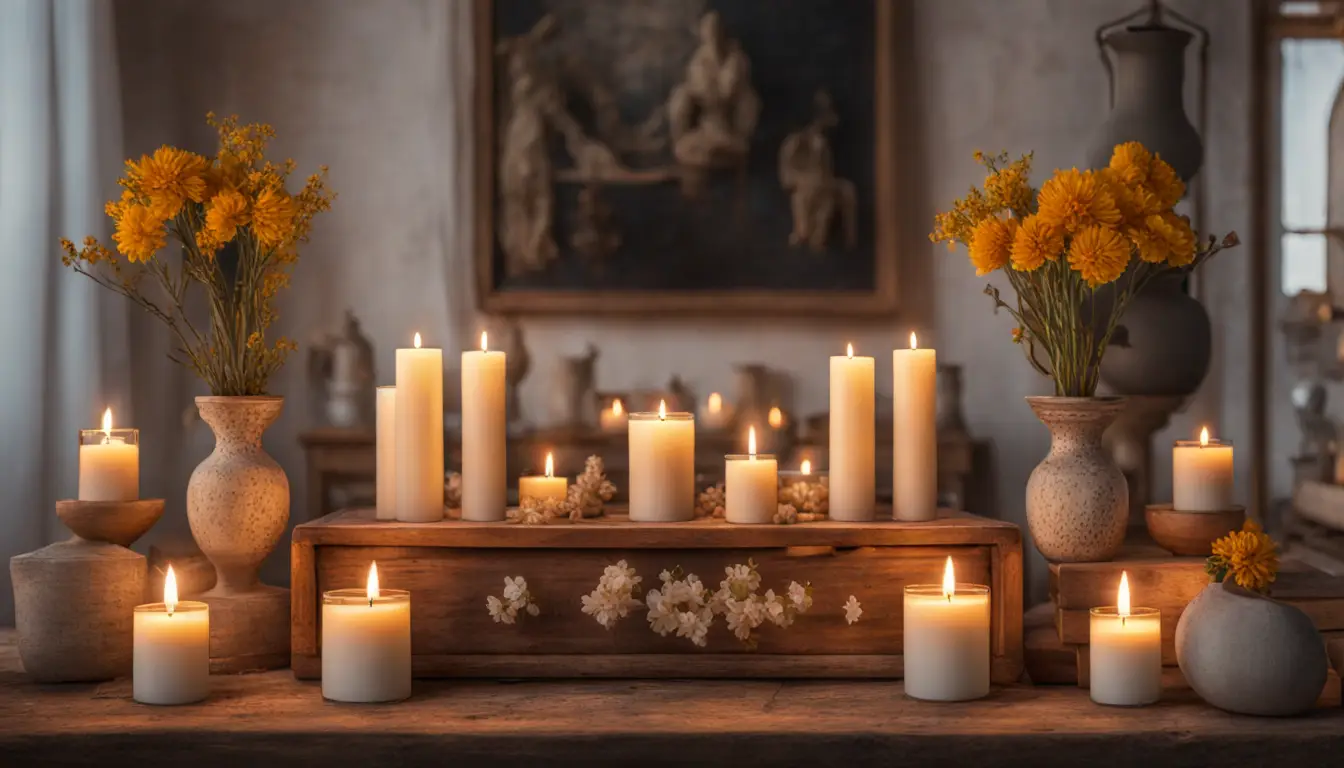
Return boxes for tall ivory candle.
[830,344,875,521]
[1089,571,1161,706]
[903,557,991,701]
[1172,427,1234,511]
[395,333,444,522]
[893,332,937,521]
[725,426,777,524]
[519,452,568,502]
[628,400,695,522]
[133,566,209,705]
[376,386,397,520]
[79,408,139,501]
[322,562,412,703]
[461,331,507,521]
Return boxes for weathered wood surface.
[3,631,1344,768]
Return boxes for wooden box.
[291,508,1023,681]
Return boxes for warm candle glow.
[101,407,113,435]
[1118,571,1130,618]
[658,399,667,420]
[800,459,812,475]
[942,556,956,598]
[1199,426,1210,447]
[480,331,488,352]
[367,562,380,601]
[768,406,783,429]
[544,452,554,478]
[612,399,623,417]
[164,564,178,615]
[413,332,422,349]
[910,331,919,350]
[748,426,757,457]
[707,392,722,414]
[847,343,854,359]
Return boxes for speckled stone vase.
[1025,396,1129,562]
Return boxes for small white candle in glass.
[322,562,412,703]
[725,426,777,524]
[628,400,695,522]
[79,407,139,501]
[1089,571,1161,707]
[520,452,568,502]
[133,565,209,705]
[1172,426,1234,511]
[903,556,991,702]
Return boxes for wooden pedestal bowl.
[1145,504,1246,557]
[56,499,165,548]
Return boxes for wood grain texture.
[1049,549,1205,611]
[1023,603,1075,685]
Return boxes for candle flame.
[480,331,488,352]
[942,556,955,598]
[101,407,113,442]
[413,332,422,349]
[910,331,918,350]
[707,392,722,414]
[658,400,667,420]
[801,459,812,475]
[748,426,757,457]
[846,343,854,359]
[1199,426,1210,447]
[367,561,380,601]
[545,452,554,478]
[1118,571,1130,617]
[164,564,178,615]
[768,406,783,429]
[612,399,623,417]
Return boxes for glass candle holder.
[133,600,209,705]
[628,410,695,522]
[724,453,778,524]
[903,583,991,701]
[1172,437,1234,511]
[322,588,412,703]
[1088,606,1161,706]
[79,427,140,501]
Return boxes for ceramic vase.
[1025,396,1129,562]
[1176,581,1328,716]
[1100,273,1212,397]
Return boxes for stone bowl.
[1145,504,1245,556]
[56,499,165,547]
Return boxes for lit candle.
[701,392,730,430]
[461,331,507,521]
[599,398,628,432]
[78,407,139,501]
[1089,571,1161,707]
[903,556,990,702]
[322,562,412,703]
[133,565,209,705]
[725,426,778,524]
[830,343,875,521]
[1172,427,1234,511]
[893,332,937,521]
[628,400,695,522]
[395,333,444,522]
[801,459,812,475]
[519,452,568,502]
[376,385,397,520]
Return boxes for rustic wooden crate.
[291,507,1023,681]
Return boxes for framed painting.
[474,0,898,315]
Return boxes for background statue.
[779,91,857,251]
[308,310,375,428]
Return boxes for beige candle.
[322,562,412,703]
[519,452,568,502]
[133,565,209,705]
[375,386,397,521]
[1089,571,1161,706]
[893,332,937,521]
[701,392,730,430]
[903,556,991,702]
[461,332,507,521]
[79,408,139,501]
[725,426,778,524]
[1172,427,1234,511]
[628,400,695,522]
[599,398,628,432]
[395,333,444,522]
[830,344,875,521]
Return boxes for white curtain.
[0,0,132,624]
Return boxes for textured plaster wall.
[114,0,1256,601]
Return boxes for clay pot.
[1176,581,1327,716]
[1025,396,1129,562]
[1144,504,1245,556]
[187,396,289,595]
[1100,273,1212,397]
[56,499,164,548]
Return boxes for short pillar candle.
[725,426,777,524]
[133,566,209,705]
[79,408,139,502]
[1088,571,1161,707]
[902,557,990,702]
[322,562,412,703]
[628,400,695,522]
[1172,427,1233,511]
[829,344,875,521]
[375,385,397,520]
[519,452,568,502]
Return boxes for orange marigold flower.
[1010,214,1063,272]
[112,203,166,263]
[205,188,250,245]
[1147,212,1196,267]
[128,146,209,221]
[1068,225,1130,287]
[968,215,1018,276]
[251,187,296,249]
[1147,155,1186,209]
[1209,519,1278,593]
[1036,169,1122,235]
[1108,142,1153,187]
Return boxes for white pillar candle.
[519,452,568,502]
[1172,427,1234,511]
[830,344,875,521]
[725,426,778,524]
[893,332,938,521]
[1089,571,1161,707]
[461,332,507,521]
[322,562,412,703]
[903,557,990,702]
[628,400,695,522]
[133,566,209,705]
[395,333,444,522]
[79,408,139,501]
[599,398,628,432]
[701,392,730,430]
[376,386,397,521]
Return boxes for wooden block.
[1320,668,1342,708]
[291,507,1024,682]
[1057,608,1179,666]
[1023,603,1075,685]
[1049,552,1205,611]
[1293,480,1344,532]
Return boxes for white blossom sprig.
[646,567,714,647]
[485,576,540,624]
[710,560,813,647]
[844,595,863,625]
[581,559,643,630]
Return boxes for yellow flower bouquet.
[61,114,333,395]
[1207,520,1279,594]
[931,143,1238,397]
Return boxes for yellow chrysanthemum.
[111,204,166,263]
[127,146,209,221]
[1146,156,1185,209]
[1209,520,1279,593]
[1127,225,1169,264]
[1146,212,1196,267]
[1036,169,1122,235]
[1108,142,1153,187]
[1010,215,1063,272]
[968,216,1018,276]
[251,187,296,248]
[205,188,250,244]
[1067,225,1130,287]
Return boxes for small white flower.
[788,581,813,613]
[503,576,525,603]
[526,602,540,617]
[844,595,863,625]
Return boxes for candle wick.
[369,597,374,608]
[1121,615,1126,627]
[946,593,952,603]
